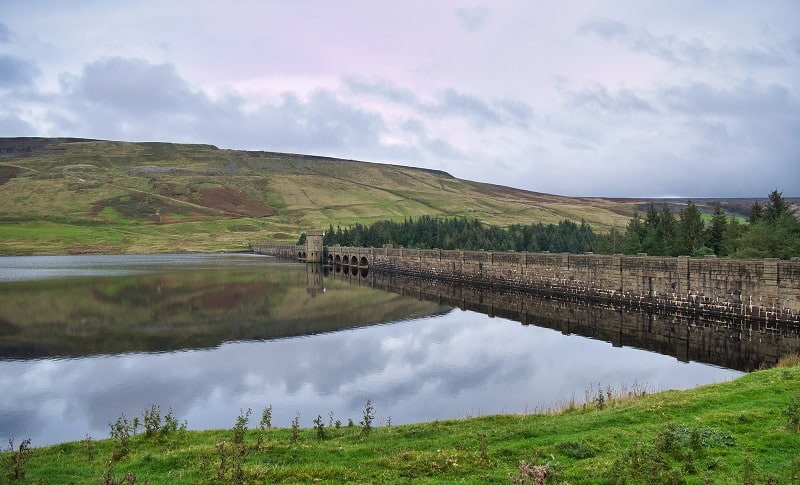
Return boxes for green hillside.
[0,137,710,255]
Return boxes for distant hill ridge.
[0,137,454,179]
[0,137,791,255]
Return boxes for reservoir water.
[0,253,769,446]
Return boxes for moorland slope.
[0,137,761,255]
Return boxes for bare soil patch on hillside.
[0,166,21,186]
[189,187,275,217]
[92,192,219,222]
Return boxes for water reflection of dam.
[327,265,800,372]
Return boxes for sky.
[0,1,798,197]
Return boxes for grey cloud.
[423,87,536,129]
[561,138,595,151]
[395,117,466,161]
[565,84,655,114]
[579,17,790,69]
[346,77,533,129]
[577,17,685,63]
[658,80,799,196]
[401,118,425,135]
[455,6,490,32]
[51,58,387,158]
[631,32,682,64]
[0,23,9,42]
[675,38,713,65]
[424,137,464,160]
[343,77,418,105]
[429,88,500,125]
[729,46,786,68]
[496,99,534,127]
[684,119,733,146]
[661,80,792,116]
[576,17,630,41]
[545,74,799,197]
[685,119,738,157]
[240,90,386,154]
[0,113,35,135]
[0,54,39,88]
[64,57,211,115]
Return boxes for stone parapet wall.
[331,270,800,371]
[252,243,800,325]
[250,243,300,260]
[366,249,799,324]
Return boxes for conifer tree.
[622,212,645,255]
[735,190,800,259]
[641,203,664,255]
[676,201,706,256]
[722,215,744,256]
[764,189,794,223]
[707,203,729,256]
[748,201,764,224]
[659,203,678,256]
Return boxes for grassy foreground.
[4,358,800,484]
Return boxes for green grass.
[0,217,298,255]
[6,360,800,484]
[700,213,748,225]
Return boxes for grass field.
[4,356,799,483]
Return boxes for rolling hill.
[0,137,783,255]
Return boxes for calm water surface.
[0,254,743,446]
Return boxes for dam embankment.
[250,243,800,326]
[327,268,800,371]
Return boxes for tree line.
[621,190,799,259]
[300,190,799,260]
[314,215,600,254]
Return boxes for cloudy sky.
[1,1,798,197]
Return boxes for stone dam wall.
[250,243,800,326]
[328,269,800,372]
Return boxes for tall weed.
[360,399,375,435]
[4,438,33,484]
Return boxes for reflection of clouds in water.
[0,310,742,446]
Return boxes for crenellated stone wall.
[329,269,800,371]
[251,243,299,260]
[251,242,800,325]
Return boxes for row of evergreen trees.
[621,190,799,259]
[301,190,798,260]
[318,215,600,253]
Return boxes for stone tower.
[306,229,324,263]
